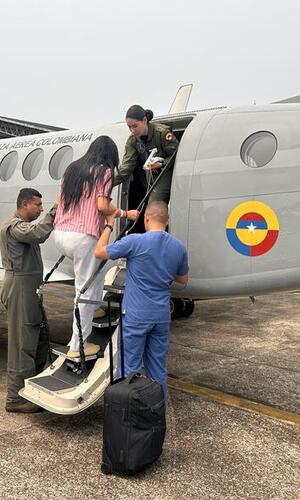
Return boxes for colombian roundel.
[226,201,279,257]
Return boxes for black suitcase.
[101,295,166,475]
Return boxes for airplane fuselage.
[1,103,300,298]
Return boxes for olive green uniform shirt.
[0,205,57,275]
[114,122,179,186]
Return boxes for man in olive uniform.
[114,106,179,206]
[0,188,57,413]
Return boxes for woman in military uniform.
[114,105,179,208]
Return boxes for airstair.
[19,267,125,415]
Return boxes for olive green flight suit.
[114,122,179,204]
[0,206,56,405]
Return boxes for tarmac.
[0,282,299,500]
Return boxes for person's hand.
[106,210,118,226]
[148,160,163,170]
[127,210,140,221]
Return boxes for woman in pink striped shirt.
[53,135,138,357]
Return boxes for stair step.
[92,318,118,329]
[92,308,119,329]
[104,285,124,295]
[51,345,102,362]
[28,359,96,392]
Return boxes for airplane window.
[49,146,73,180]
[22,148,44,180]
[0,151,18,181]
[240,131,277,168]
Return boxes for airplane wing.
[273,95,300,103]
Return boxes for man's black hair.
[17,188,42,208]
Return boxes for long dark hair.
[126,105,153,122]
[61,135,119,212]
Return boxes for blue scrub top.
[107,231,188,323]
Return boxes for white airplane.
[1,84,300,414]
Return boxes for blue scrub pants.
[117,317,170,401]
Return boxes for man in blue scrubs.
[94,201,188,400]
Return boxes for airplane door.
[169,112,216,247]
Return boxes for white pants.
[53,230,105,351]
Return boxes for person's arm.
[174,274,188,285]
[147,128,179,171]
[94,226,113,260]
[162,128,179,157]
[94,213,116,260]
[96,170,139,220]
[95,214,135,261]
[113,136,138,186]
[97,197,139,221]
[174,245,189,285]
[9,204,57,244]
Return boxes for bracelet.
[104,224,114,232]
[119,209,127,219]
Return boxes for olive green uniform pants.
[1,272,48,405]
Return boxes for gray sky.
[1,0,300,128]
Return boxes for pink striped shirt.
[54,168,112,239]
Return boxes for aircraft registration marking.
[226,201,279,256]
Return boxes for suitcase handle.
[126,372,141,384]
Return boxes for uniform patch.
[226,201,279,257]
[165,132,174,141]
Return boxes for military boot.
[5,401,45,413]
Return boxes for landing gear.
[170,298,195,319]
[180,299,195,317]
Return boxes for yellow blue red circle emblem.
[226,201,279,256]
